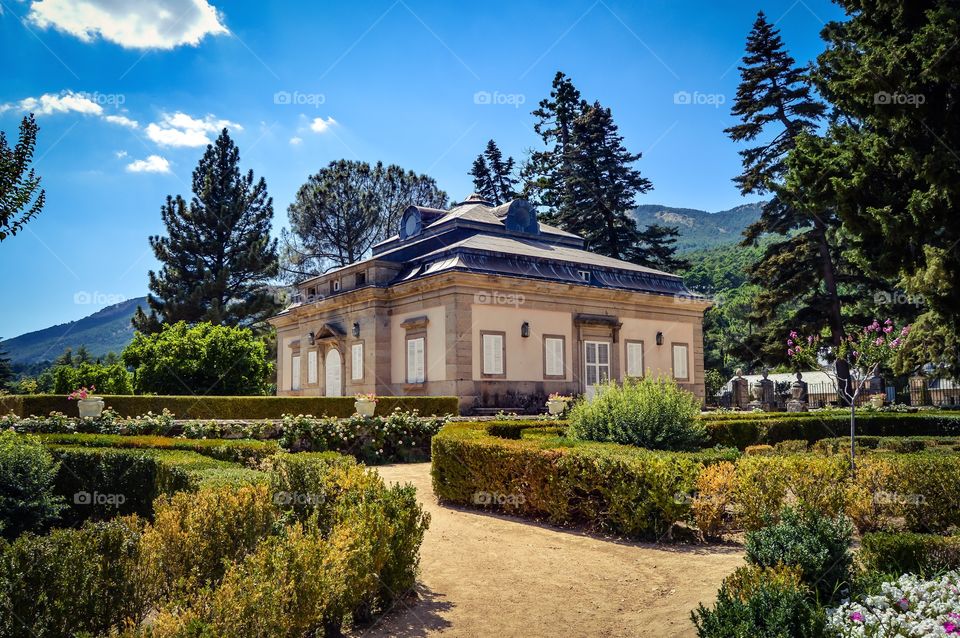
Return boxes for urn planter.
[546,400,566,416]
[78,398,105,419]
[355,400,376,418]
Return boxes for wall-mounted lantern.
[352,322,361,338]
[521,321,530,338]
[308,331,316,345]
[656,331,664,346]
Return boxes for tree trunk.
[811,222,852,404]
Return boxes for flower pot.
[870,395,885,409]
[547,400,566,416]
[355,400,376,418]
[78,398,105,418]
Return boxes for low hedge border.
[859,532,960,575]
[38,433,280,464]
[431,423,737,540]
[0,394,459,419]
[704,412,960,449]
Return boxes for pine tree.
[54,348,74,367]
[469,140,518,205]
[135,129,280,332]
[726,12,874,387]
[0,339,13,388]
[0,114,45,242]
[75,345,91,364]
[633,224,689,272]
[810,0,960,375]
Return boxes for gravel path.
[354,463,743,638]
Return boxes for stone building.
[269,194,710,413]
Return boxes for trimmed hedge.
[38,433,279,464]
[859,532,960,575]
[704,412,960,449]
[0,394,459,419]
[431,422,737,539]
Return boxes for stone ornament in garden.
[354,393,377,417]
[68,385,104,418]
[546,393,573,415]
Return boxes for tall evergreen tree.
[726,12,877,386]
[469,140,518,205]
[0,339,14,388]
[0,114,45,242]
[809,0,960,375]
[635,224,689,272]
[134,129,279,332]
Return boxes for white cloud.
[126,155,170,173]
[289,136,302,146]
[27,0,228,50]
[103,114,138,128]
[0,90,102,116]
[115,150,128,158]
[309,116,336,133]
[145,111,241,147]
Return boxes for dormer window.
[307,287,316,301]
[577,270,591,282]
[355,271,367,286]
[331,279,341,293]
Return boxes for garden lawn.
[364,462,744,638]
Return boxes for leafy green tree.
[74,345,91,364]
[282,160,447,279]
[122,321,272,395]
[50,362,133,395]
[135,129,279,332]
[809,0,960,375]
[468,139,518,205]
[0,431,64,540]
[0,114,45,242]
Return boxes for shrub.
[693,461,735,539]
[884,453,960,533]
[140,484,277,599]
[40,432,279,465]
[568,377,706,451]
[0,431,64,539]
[691,565,827,638]
[774,439,808,454]
[745,444,775,456]
[859,532,960,575]
[0,516,150,638]
[50,362,133,395]
[745,507,853,604]
[122,321,273,395]
[732,455,790,531]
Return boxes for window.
[625,340,644,378]
[291,355,301,391]
[406,337,425,384]
[331,279,341,293]
[672,343,689,381]
[351,343,364,380]
[307,287,316,300]
[577,270,591,282]
[355,271,366,287]
[307,350,318,384]
[543,335,565,379]
[481,331,505,377]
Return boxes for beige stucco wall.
[389,305,447,384]
[278,333,298,392]
[471,305,573,381]
[619,317,695,379]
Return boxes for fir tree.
[0,340,13,388]
[135,129,280,332]
[725,12,874,387]
[633,224,689,272]
[469,140,518,205]
[0,114,45,243]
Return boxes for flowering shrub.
[826,572,960,637]
[354,393,378,403]
[278,409,447,464]
[2,408,176,435]
[67,385,97,400]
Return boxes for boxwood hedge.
[0,394,459,419]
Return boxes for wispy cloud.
[103,114,138,128]
[289,136,303,145]
[0,90,102,116]
[145,111,242,147]
[126,154,170,173]
[27,0,228,50]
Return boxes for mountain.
[2,296,145,366]
[631,202,764,253]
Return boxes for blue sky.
[0,0,844,339]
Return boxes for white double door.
[324,349,342,397]
[583,340,611,399]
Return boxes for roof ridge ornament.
[455,193,494,207]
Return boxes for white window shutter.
[545,338,563,376]
[291,355,301,390]
[351,343,363,380]
[673,345,688,379]
[416,338,425,382]
[307,351,318,384]
[627,343,643,377]
[408,338,425,383]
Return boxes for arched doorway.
[325,348,343,397]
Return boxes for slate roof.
[298,195,703,299]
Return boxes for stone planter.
[78,398,105,419]
[355,400,376,418]
[870,394,885,409]
[546,400,567,416]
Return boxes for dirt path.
[354,463,743,638]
